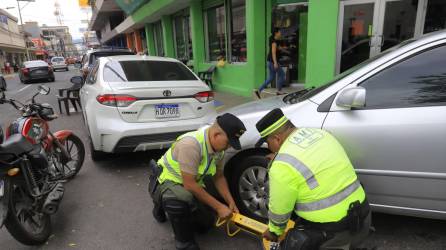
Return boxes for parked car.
[50,56,69,71]
[19,60,54,84]
[78,55,216,161]
[221,30,446,222]
[0,74,6,90]
[79,48,134,80]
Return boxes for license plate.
[34,70,45,74]
[0,180,4,197]
[155,104,180,119]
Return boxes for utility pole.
[16,0,30,60]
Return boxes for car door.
[322,43,446,219]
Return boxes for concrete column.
[189,0,205,72]
[161,15,175,57]
[145,24,156,56]
[305,0,339,87]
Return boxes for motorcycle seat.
[0,134,34,157]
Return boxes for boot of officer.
[256,108,371,250]
[150,113,246,250]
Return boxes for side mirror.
[38,85,50,95]
[336,87,366,108]
[70,76,83,85]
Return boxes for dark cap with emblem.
[256,108,289,138]
[216,113,246,150]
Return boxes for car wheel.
[66,67,69,71]
[49,77,55,82]
[229,155,269,222]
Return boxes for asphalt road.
[0,68,445,250]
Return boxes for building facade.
[40,25,77,57]
[90,0,446,97]
[0,9,27,73]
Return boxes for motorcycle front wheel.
[4,180,51,245]
[51,134,85,180]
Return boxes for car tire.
[228,155,269,223]
[49,77,55,82]
[66,67,69,71]
[90,140,107,162]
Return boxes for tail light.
[194,91,214,103]
[21,68,29,75]
[96,94,137,107]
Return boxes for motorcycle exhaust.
[42,183,64,215]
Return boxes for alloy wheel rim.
[238,166,269,218]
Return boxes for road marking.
[17,85,31,93]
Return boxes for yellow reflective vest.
[268,128,366,235]
[158,129,219,186]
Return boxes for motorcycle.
[0,85,84,245]
[4,85,85,181]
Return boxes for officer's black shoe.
[175,240,200,250]
[152,204,166,223]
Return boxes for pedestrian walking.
[254,28,286,99]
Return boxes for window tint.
[103,61,197,82]
[360,45,446,109]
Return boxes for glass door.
[378,0,418,52]
[337,0,421,73]
[337,0,379,73]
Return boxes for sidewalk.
[214,84,304,112]
[1,73,17,79]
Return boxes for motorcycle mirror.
[38,85,50,95]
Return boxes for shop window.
[173,11,193,61]
[153,21,164,57]
[204,0,246,63]
[229,0,246,62]
[205,5,226,62]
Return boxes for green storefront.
[122,0,446,97]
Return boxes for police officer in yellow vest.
[149,113,246,250]
[256,108,371,250]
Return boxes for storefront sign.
[113,0,150,15]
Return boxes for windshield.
[283,40,414,104]
[103,60,198,82]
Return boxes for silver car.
[223,30,446,222]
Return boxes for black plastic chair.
[198,65,216,90]
[56,82,82,116]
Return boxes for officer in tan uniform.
[149,113,246,250]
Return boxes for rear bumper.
[23,73,54,81]
[90,112,216,153]
[113,131,192,153]
[53,65,68,69]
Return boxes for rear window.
[103,60,198,82]
[89,51,134,64]
[24,61,48,68]
[51,57,64,62]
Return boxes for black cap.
[256,108,288,138]
[216,113,246,150]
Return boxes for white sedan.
[76,55,216,161]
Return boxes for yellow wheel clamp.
[216,213,295,250]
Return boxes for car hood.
[223,95,287,116]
